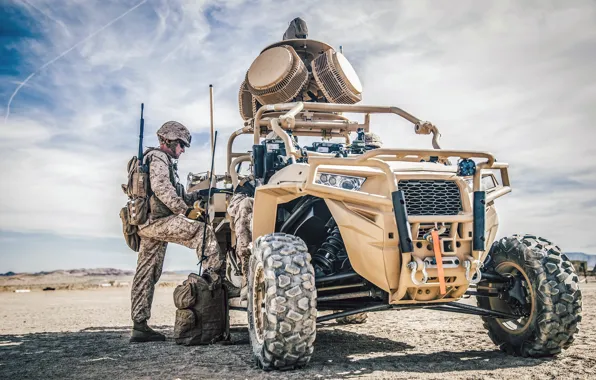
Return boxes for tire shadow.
[311,325,550,378]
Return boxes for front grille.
[399,180,463,216]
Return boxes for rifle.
[138,103,147,173]
[198,130,218,272]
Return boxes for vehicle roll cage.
[227,102,510,200]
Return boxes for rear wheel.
[478,234,582,357]
[247,233,317,370]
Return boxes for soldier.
[130,121,225,343]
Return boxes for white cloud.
[1,0,595,256]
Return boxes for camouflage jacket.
[142,149,195,224]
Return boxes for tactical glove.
[185,206,204,222]
[185,200,206,221]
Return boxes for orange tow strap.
[431,230,447,295]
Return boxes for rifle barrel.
[138,103,145,162]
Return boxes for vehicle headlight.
[315,172,366,191]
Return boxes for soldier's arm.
[149,156,189,215]
[182,188,197,205]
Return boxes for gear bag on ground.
[173,273,230,345]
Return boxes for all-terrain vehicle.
[190,36,582,370]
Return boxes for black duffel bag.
[173,273,229,345]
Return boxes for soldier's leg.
[227,194,254,284]
[131,237,167,323]
[140,215,225,283]
[130,236,167,342]
[234,197,253,300]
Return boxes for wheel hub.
[500,275,531,317]
[251,262,266,345]
[489,262,535,334]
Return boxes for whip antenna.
[209,84,215,178]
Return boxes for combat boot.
[130,321,166,343]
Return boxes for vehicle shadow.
[311,324,549,378]
[0,324,549,379]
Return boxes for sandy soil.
[0,284,594,379]
[0,272,188,292]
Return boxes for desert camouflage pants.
[227,193,254,285]
[131,214,224,323]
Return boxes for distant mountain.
[0,268,135,277]
[0,268,190,291]
[565,252,596,268]
[0,268,194,277]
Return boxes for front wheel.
[247,233,317,370]
[478,234,582,357]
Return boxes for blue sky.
[1,0,595,272]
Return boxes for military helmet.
[157,121,192,147]
[364,132,382,148]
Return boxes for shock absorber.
[313,224,348,277]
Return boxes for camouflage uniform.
[131,148,224,323]
[227,192,254,285]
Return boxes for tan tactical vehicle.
[191,36,582,371]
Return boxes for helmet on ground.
[157,121,192,147]
[364,132,382,149]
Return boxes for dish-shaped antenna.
[312,49,362,104]
[246,45,308,105]
[238,80,254,120]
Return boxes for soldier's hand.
[185,206,204,222]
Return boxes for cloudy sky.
[1,0,595,272]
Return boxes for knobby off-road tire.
[336,312,368,325]
[247,233,317,370]
[478,234,582,357]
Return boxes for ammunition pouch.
[119,206,140,252]
[127,197,149,226]
[130,172,149,198]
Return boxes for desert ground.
[0,283,594,379]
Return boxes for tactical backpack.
[119,151,153,252]
[173,273,230,345]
